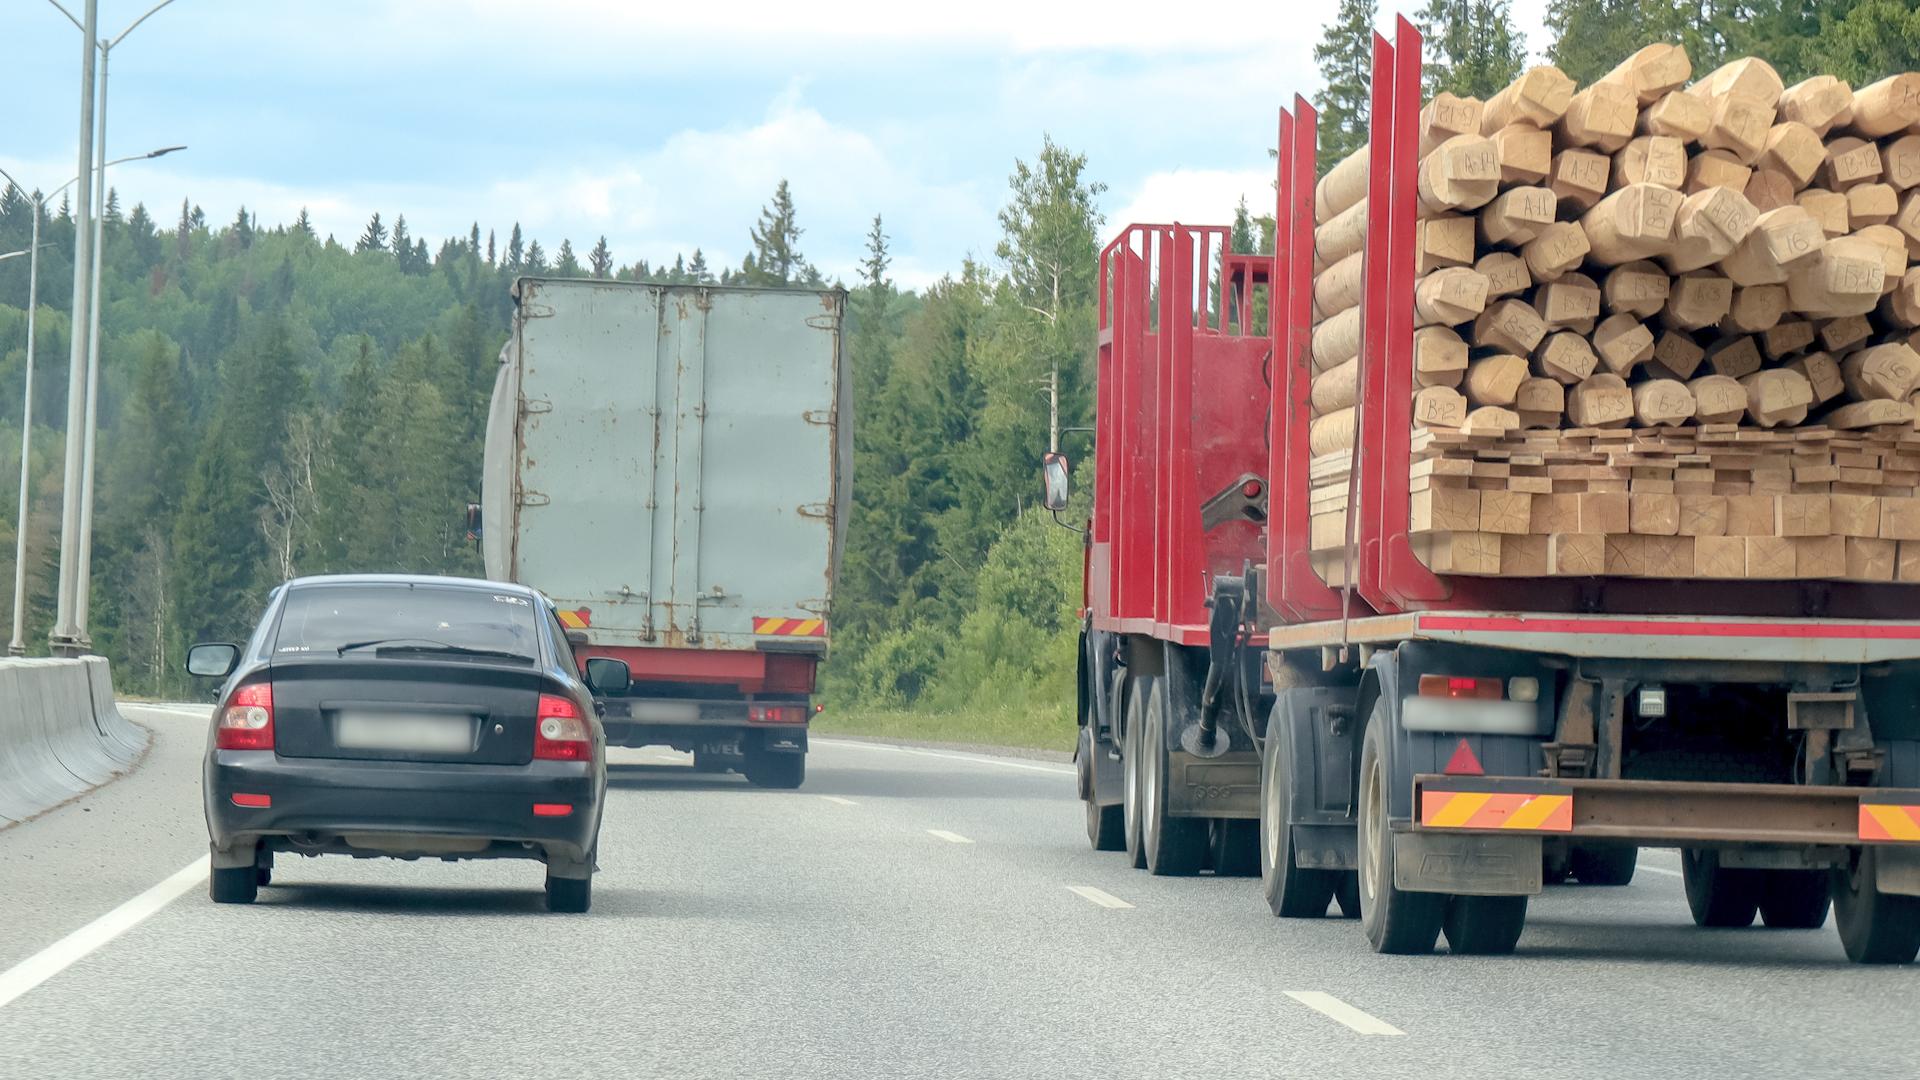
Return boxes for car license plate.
[335,712,473,753]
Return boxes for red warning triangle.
[1443,737,1484,776]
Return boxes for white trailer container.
[483,278,849,788]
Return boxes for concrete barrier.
[0,657,150,826]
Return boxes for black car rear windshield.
[273,584,540,662]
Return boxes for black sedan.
[188,574,630,912]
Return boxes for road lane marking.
[927,829,974,844]
[1639,865,1682,877]
[1066,885,1133,909]
[1284,991,1404,1036]
[813,738,1074,776]
[0,855,209,1010]
[819,795,858,806]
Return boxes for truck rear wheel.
[1756,869,1831,929]
[1570,844,1638,886]
[1443,895,1527,955]
[1260,710,1335,916]
[1079,726,1124,851]
[1123,679,1146,869]
[1358,697,1444,954]
[745,748,805,790]
[1681,848,1759,928]
[1833,847,1920,964]
[1212,819,1260,877]
[1141,678,1207,876]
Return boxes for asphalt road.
[0,704,1915,1080]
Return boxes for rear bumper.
[600,707,808,753]
[204,750,601,866]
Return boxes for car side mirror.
[1040,451,1070,512]
[187,643,239,679]
[584,657,631,695]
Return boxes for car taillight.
[534,694,591,760]
[749,704,805,724]
[217,683,275,750]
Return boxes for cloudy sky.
[6,0,1551,289]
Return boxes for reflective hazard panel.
[1421,790,1573,833]
[753,616,828,638]
[1859,802,1920,842]
[556,608,591,629]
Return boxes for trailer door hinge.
[798,502,833,518]
[522,398,553,415]
[806,314,840,330]
[520,302,555,318]
[519,491,551,507]
[802,409,834,425]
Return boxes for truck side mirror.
[585,657,631,695]
[1041,452,1070,512]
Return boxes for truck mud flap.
[1392,829,1542,896]
[1169,751,1260,818]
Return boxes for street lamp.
[0,146,184,656]
[43,0,182,654]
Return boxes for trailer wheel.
[1833,847,1920,964]
[1212,819,1260,877]
[1681,848,1759,928]
[1756,870,1830,930]
[1333,873,1361,919]
[1357,697,1445,954]
[744,749,805,790]
[1141,678,1207,876]
[1260,709,1335,916]
[1123,679,1147,869]
[1081,726,1125,852]
[1570,844,1638,886]
[1443,895,1527,956]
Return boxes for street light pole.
[49,0,99,656]
[5,193,43,655]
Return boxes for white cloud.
[1106,167,1274,240]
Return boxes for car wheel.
[210,865,259,905]
[546,871,593,913]
[255,849,275,887]
[745,749,805,789]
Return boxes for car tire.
[1260,713,1335,916]
[1443,895,1528,955]
[1570,844,1638,886]
[1358,697,1445,954]
[1681,848,1759,928]
[210,865,259,905]
[745,749,805,789]
[546,871,592,913]
[1757,869,1831,930]
[255,849,274,887]
[1832,847,1920,964]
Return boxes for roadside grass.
[813,703,1076,752]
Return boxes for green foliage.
[1811,0,1920,84]
[1315,0,1378,169]
[1419,0,1527,98]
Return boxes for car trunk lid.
[266,656,545,765]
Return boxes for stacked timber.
[1305,45,1920,583]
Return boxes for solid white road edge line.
[1639,865,1682,877]
[819,795,858,806]
[0,855,210,1011]
[927,829,974,844]
[1066,885,1133,909]
[813,738,1074,776]
[1284,991,1405,1036]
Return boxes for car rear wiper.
[334,638,531,661]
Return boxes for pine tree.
[469,223,482,255]
[506,224,524,270]
[175,198,193,260]
[589,235,613,278]
[127,202,161,266]
[687,248,710,283]
[230,205,255,249]
[525,240,547,272]
[1812,0,1920,84]
[292,207,315,240]
[746,179,805,285]
[555,239,581,276]
[104,188,122,224]
[356,212,388,254]
[486,229,496,266]
[1419,0,1527,98]
[390,214,413,267]
[861,214,892,296]
[190,204,206,230]
[1314,0,1377,168]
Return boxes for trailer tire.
[1570,844,1638,886]
[1833,848,1920,964]
[1443,895,1527,956]
[1333,873,1361,918]
[1757,870,1831,929]
[1142,678,1207,876]
[692,750,730,774]
[1211,819,1259,877]
[1123,679,1147,869]
[1078,725,1124,851]
[1358,697,1445,954]
[745,749,805,790]
[1681,849,1759,928]
[1260,710,1336,916]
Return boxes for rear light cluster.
[749,704,806,724]
[1416,675,1540,702]
[216,683,275,750]
[534,694,592,761]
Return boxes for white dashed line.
[1284,991,1405,1036]
[0,856,209,1010]
[819,795,858,806]
[1639,865,1682,877]
[1066,885,1133,909]
[927,829,974,844]
[813,738,1074,776]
